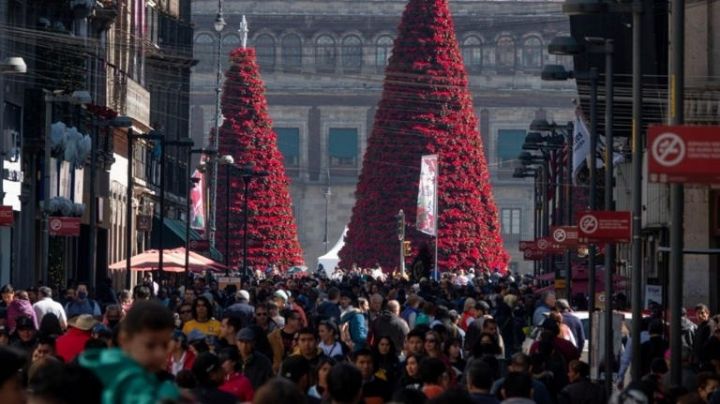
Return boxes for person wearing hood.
[78,300,179,404]
[369,299,409,353]
[9,316,37,354]
[7,290,38,333]
[55,314,98,363]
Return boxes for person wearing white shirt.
[32,286,67,329]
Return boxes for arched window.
[342,35,363,72]
[221,34,240,70]
[282,34,302,72]
[193,33,215,72]
[255,34,276,72]
[496,36,515,71]
[462,36,482,71]
[375,36,393,68]
[315,35,336,72]
[482,43,496,68]
[522,36,543,69]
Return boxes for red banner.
[0,206,13,226]
[189,239,210,252]
[536,237,565,254]
[576,211,631,243]
[49,217,81,237]
[648,125,720,184]
[519,240,535,251]
[523,249,544,260]
[551,226,580,246]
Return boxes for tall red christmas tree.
[216,47,304,270]
[338,0,509,272]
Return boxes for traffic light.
[396,209,405,240]
[403,240,412,256]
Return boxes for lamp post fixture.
[219,154,235,272]
[184,148,217,285]
[0,56,26,285]
[88,115,132,292]
[542,57,601,376]
[239,163,267,277]
[126,129,162,288]
[208,0,226,253]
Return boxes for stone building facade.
[190,0,577,274]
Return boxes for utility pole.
[208,0,226,251]
[396,209,405,276]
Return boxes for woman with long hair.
[395,353,424,392]
[307,356,336,402]
[443,337,465,378]
[372,336,400,385]
[166,330,195,376]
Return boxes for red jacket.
[219,372,254,402]
[166,349,196,375]
[55,327,92,362]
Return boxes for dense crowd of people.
[0,267,718,404]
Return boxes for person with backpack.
[64,284,101,319]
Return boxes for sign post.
[577,211,632,243]
[648,125,720,183]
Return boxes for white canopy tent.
[317,227,347,277]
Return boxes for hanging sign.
[576,211,631,243]
[189,239,210,252]
[536,237,565,254]
[49,217,81,237]
[551,226,580,246]
[648,125,720,184]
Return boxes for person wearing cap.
[226,290,255,329]
[55,313,97,362]
[191,352,236,404]
[217,347,254,402]
[10,315,37,354]
[235,327,273,390]
[279,354,312,392]
[166,330,195,376]
[275,289,308,328]
[32,287,67,330]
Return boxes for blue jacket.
[341,309,367,351]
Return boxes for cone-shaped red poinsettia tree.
[215,48,304,270]
[338,0,509,272]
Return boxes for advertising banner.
[416,154,438,236]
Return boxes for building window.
[255,34,276,71]
[501,208,521,236]
[376,36,393,68]
[221,34,240,70]
[462,36,482,71]
[497,129,526,165]
[522,36,543,69]
[275,127,300,167]
[193,33,215,72]
[496,36,515,71]
[282,34,302,72]
[328,128,358,167]
[315,35,336,72]
[342,36,363,72]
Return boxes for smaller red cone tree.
[215,48,304,270]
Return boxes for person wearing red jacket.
[218,345,254,402]
[166,330,196,376]
[55,314,97,362]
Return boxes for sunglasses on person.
[180,309,192,314]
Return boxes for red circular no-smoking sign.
[537,239,549,250]
[579,214,599,234]
[652,132,686,167]
[50,218,63,232]
[553,228,567,243]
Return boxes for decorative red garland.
[215,48,304,270]
[338,0,509,272]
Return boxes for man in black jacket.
[236,327,273,390]
[191,352,237,404]
[558,360,605,404]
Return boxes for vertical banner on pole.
[416,154,438,280]
[190,169,206,233]
[416,154,438,236]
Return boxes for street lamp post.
[0,57,26,285]
[219,154,235,271]
[239,163,267,277]
[208,0,226,252]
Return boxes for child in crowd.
[79,300,179,404]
